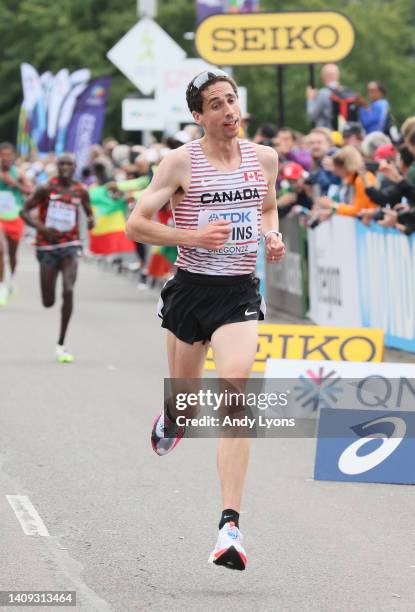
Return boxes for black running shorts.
[36,245,81,267]
[157,268,266,344]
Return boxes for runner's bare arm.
[256,145,279,234]
[17,168,34,195]
[256,145,285,263]
[21,186,48,231]
[126,148,231,249]
[80,190,95,229]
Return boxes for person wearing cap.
[126,68,285,571]
[278,162,313,218]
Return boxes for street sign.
[107,18,186,95]
[122,98,165,131]
[195,12,355,66]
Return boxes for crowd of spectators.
[10,63,415,289]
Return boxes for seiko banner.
[196,11,355,65]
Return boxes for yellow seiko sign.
[205,324,384,373]
[195,12,355,66]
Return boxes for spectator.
[361,131,391,175]
[358,81,390,134]
[359,146,415,224]
[277,162,313,219]
[401,118,415,185]
[314,145,377,221]
[254,122,277,147]
[306,128,340,195]
[274,127,311,170]
[306,63,340,129]
[342,122,365,149]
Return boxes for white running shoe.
[56,345,74,364]
[208,522,247,571]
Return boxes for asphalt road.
[1,245,414,611]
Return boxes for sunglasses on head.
[191,69,230,91]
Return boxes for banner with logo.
[65,77,111,174]
[17,63,44,156]
[47,69,71,152]
[265,359,415,414]
[55,69,91,155]
[356,222,415,352]
[205,324,384,372]
[308,216,415,353]
[266,217,307,318]
[196,0,260,25]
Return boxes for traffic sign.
[107,18,186,95]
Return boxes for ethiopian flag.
[88,185,135,255]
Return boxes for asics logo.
[245,309,257,317]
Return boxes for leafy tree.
[0,0,414,144]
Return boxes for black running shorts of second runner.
[157,268,266,344]
[36,245,81,267]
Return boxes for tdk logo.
[209,211,252,223]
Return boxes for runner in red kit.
[22,153,94,363]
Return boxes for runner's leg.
[0,228,5,283]
[211,320,258,513]
[40,262,59,308]
[0,228,7,304]
[6,236,19,276]
[58,255,78,346]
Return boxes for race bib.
[45,199,76,232]
[197,207,258,255]
[0,191,17,214]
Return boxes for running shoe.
[151,411,184,456]
[208,522,247,571]
[56,345,74,364]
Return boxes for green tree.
[0,0,414,144]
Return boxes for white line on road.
[6,495,50,537]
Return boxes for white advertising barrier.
[264,359,415,416]
[107,18,186,95]
[307,215,362,327]
[308,217,415,352]
[356,222,415,352]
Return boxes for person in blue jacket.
[358,81,390,134]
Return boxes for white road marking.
[6,495,50,537]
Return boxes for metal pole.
[309,64,316,88]
[277,65,285,128]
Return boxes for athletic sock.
[219,508,240,530]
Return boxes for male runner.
[22,153,94,363]
[0,142,32,305]
[126,69,285,570]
